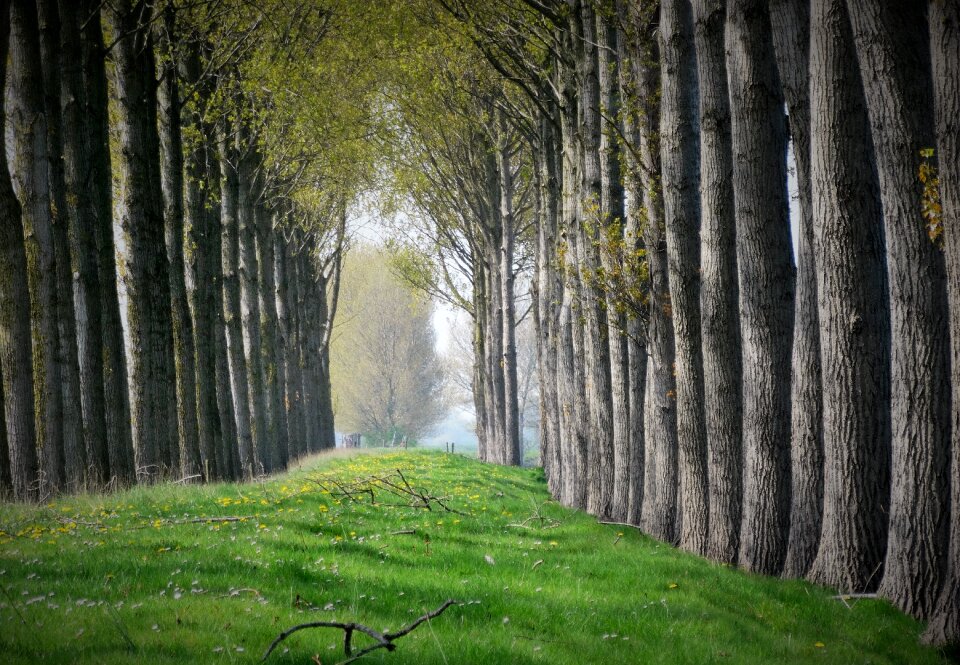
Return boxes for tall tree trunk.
[0,3,39,501]
[82,0,134,485]
[237,144,268,472]
[57,0,109,485]
[661,0,708,555]
[691,0,743,564]
[202,141,235,480]
[924,0,960,645]
[38,0,85,491]
[805,0,891,593]
[578,0,615,518]
[846,0,951,621]
[597,6,632,523]
[9,0,65,494]
[726,0,795,575]
[110,0,173,482]
[770,0,825,580]
[277,234,303,463]
[537,117,563,498]
[182,43,221,480]
[619,60,648,525]
[220,135,255,478]
[157,8,201,479]
[632,37,678,541]
[558,52,589,509]
[496,120,521,467]
[258,207,288,469]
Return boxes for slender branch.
[262,600,459,664]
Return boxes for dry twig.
[261,599,459,664]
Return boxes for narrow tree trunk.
[769,0,825,580]
[259,207,288,469]
[316,263,338,451]
[558,53,589,509]
[109,0,173,482]
[691,0,743,564]
[276,234,303,463]
[923,0,960,645]
[537,116,563,497]
[237,145,268,472]
[0,4,39,500]
[632,36,678,541]
[661,0,708,555]
[594,7,631,523]
[181,44,221,480]
[845,0,952,621]
[157,9,201,479]
[38,0,86,491]
[805,0,891,593]
[220,134,255,478]
[9,0,65,494]
[82,0,135,485]
[578,0,615,518]
[496,120,521,467]
[57,0,109,486]
[726,0,795,575]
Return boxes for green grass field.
[0,450,950,664]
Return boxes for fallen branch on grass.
[314,470,467,516]
[507,500,561,530]
[261,599,459,664]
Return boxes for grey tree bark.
[770,0,825,580]
[157,9,201,479]
[617,28,649,525]
[726,0,795,575]
[0,368,11,494]
[82,0,135,485]
[258,206,289,470]
[632,35,678,541]
[57,0,110,485]
[805,0,891,593]
[924,0,960,645]
[536,115,563,498]
[558,49,589,510]
[203,143,236,480]
[38,0,85,490]
[219,133,255,478]
[691,0,742,564]
[0,2,40,501]
[276,233,304,463]
[9,0,65,494]
[661,0,708,555]
[846,0,951,620]
[181,43,220,480]
[110,0,174,481]
[496,118,521,467]
[598,6,631,523]
[237,144,268,472]
[578,0,615,517]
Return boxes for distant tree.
[330,248,445,445]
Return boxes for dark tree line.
[395,0,958,645]
[1,0,346,495]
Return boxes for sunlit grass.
[0,450,949,664]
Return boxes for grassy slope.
[0,450,949,664]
